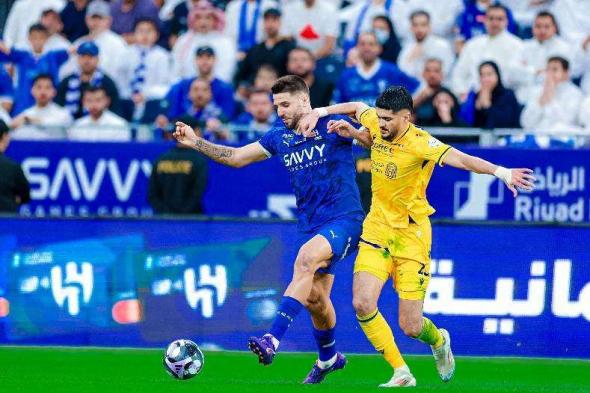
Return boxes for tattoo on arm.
[192,137,235,166]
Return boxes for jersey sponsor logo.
[283,144,326,168]
[372,142,394,155]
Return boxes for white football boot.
[379,368,417,388]
[431,328,455,382]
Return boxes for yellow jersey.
[359,107,452,234]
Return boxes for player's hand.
[298,110,320,137]
[173,121,198,147]
[506,168,536,197]
[327,119,358,139]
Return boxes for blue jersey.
[258,115,364,232]
[333,60,419,106]
[0,49,69,115]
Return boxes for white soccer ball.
[163,339,204,380]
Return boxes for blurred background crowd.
[0,0,588,147]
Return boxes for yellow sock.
[357,309,406,369]
[416,317,444,348]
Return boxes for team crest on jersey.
[282,133,294,146]
[428,137,442,148]
[385,162,398,179]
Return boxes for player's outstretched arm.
[441,148,535,197]
[326,119,373,149]
[298,102,372,136]
[174,121,267,168]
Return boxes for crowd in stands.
[1,0,590,145]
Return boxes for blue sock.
[313,327,337,362]
[268,296,304,342]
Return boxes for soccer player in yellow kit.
[299,86,535,387]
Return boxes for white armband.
[314,107,329,118]
[494,166,512,184]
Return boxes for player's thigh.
[296,234,333,271]
[354,241,394,284]
[352,271,387,315]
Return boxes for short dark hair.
[410,10,430,22]
[271,75,310,96]
[487,4,508,17]
[83,85,107,96]
[32,73,54,87]
[289,46,315,61]
[535,11,559,34]
[0,120,8,138]
[29,23,49,35]
[41,9,60,18]
[548,55,569,71]
[257,64,278,77]
[248,88,271,98]
[376,86,413,113]
[134,17,159,32]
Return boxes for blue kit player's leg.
[302,215,363,384]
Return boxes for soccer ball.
[163,339,204,380]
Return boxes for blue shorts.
[296,214,364,274]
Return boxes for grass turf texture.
[0,347,588,393]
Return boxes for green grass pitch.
[1,347,588,393]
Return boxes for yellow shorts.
[354,220,432,300]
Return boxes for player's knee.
[399,316,422,337]
[352,293,377,317]
[294,252,320,277]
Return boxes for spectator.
[40,9,71,51]
[57,42,121,119]
[340,0,400,53]
[416,87,467,128]
[334,32,419,104]
[282,0,338,59]
[178,78,229,141]
[233,88,277,141]
[172,1,236,82]
[286,47,333,108]
[413,58,445,123]
[3,0,64,49]
[501,0,549,35]
[460,61,521,128]
[110,0,160,44]
[372,15,401,64]
[522,12,573,80]
[252,64,279,93]
[167,0,231,47]
[451,5,525,102]
[0,67,15,114]
[68,86,131,141]
[224,0,279,60]
[455,0,517,49]
[397,10,454,81]
[62,0,129,90]
[521,56,583,133]
[120,18,172,122]
[0,24,69,115]
[236,8,295,87]
[10,74,73,140]
[60,0,90,42]
[148,125,208,215]
[0,120,31,213]
[393,0,464,41]
[160,46,235,126]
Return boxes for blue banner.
[0,217,588,358]
[5,141,590,223]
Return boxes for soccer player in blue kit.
[173,75,365,384]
